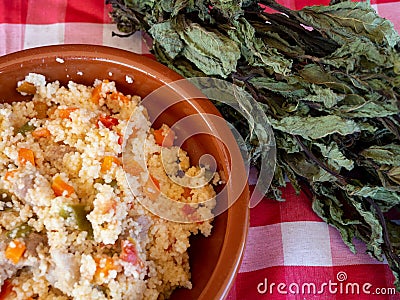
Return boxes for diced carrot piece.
[182,187,192,199]
[52,176,74,197]
[4,170,18,181]
[58,107,77,119]
[101,156,121,173]
[0,280,14,299]
[18,148,35,166]
[99,115,119,129]
[110,91,129,103]
[91,84,102,104]
[150,175,160,190]
[94,256,118,282]
[153,127,175,147]
[32,128,51,138]
[5,239,26,264]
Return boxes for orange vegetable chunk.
[18,148,35,166]
[52,176,74,197]
[58,107,77,119]
[5,239,26,264]
[101,156,121,173]
[32,128,51,138]
[94,256,118,282]
[153,127,175,147]
[91,84,102,104]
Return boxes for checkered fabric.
[1,1,400,299]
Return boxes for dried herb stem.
[364,197,400,268]
[294,135,348,185]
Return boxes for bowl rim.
[0,44,250,300]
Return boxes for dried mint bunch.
[106,0,400,289]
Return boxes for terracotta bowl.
[0,45,250,299]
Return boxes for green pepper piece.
[17,121,36,136]
[59,206,71,219]
[7,223,33,239]
[60,204,93,238]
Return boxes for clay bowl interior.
[0,45,250,300]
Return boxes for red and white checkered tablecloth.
[1,1,400,299]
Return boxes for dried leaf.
[347,185,400,212]
[159,0,188,16]
[275,134,300,154]
[322,39,396,72]
[388,167,400,185]
[249,76,307,99]
[361,144,400,166]
[228,17,292,74]
[297,1,400,47]
[176,16,241,77]
[350,197,384,259]
[338,99,399,118]
[210,0,244,20]
[315,142,354,171]
[149,21,183,59]
[270,115,360,140]
[299,64,353,93]
[312,186,359,253]
[302,86,344,109]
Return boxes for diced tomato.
[120,239,139,266]
[0,280,13,299]
[117,133,123,145]
[98,115,119,129]
[153,127,175,147]
[182,187,192,199]
[153,129,164,146]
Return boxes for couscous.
[0,74,218,299]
